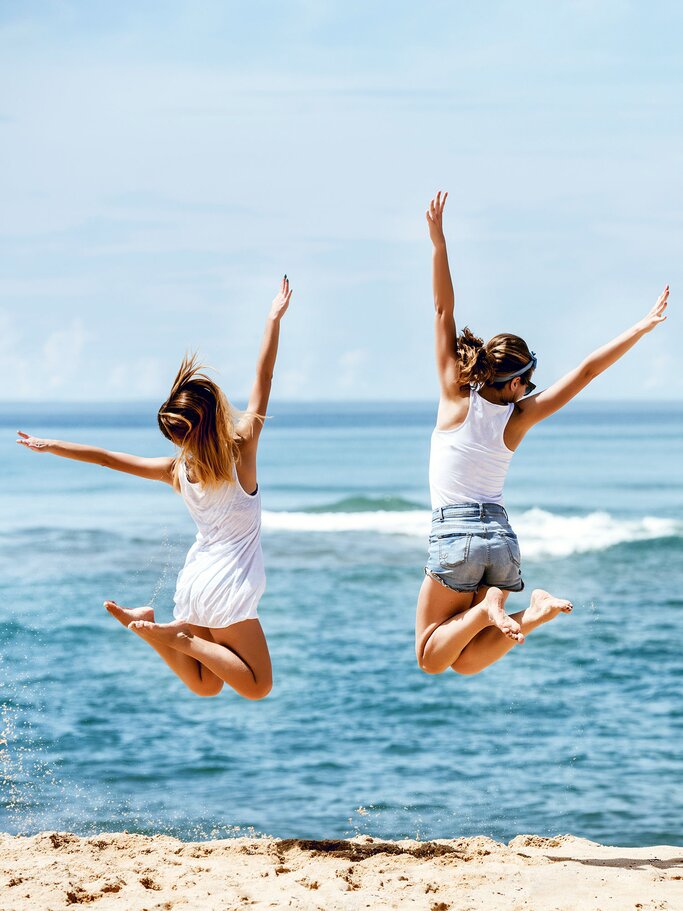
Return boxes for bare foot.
[128,619,194,649]
[104,600,155,628]
[523,589,573,630]
[483,593,525,643]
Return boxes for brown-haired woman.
[416,191,669,677]
[17,276,293,700]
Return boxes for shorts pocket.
[503,533,521,567]
[438,533,471,568]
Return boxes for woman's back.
[178,462,261,549]
[429,388,515,508]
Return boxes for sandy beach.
[0,832,680,910]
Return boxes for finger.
[17,430,28,438]
[441,190,448,211]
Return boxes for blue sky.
[1,1,681,401]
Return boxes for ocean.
[1,401,682,846]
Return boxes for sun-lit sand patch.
[1,832,681,910]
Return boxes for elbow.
[580,362,600,384]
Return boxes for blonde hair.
[456,328,534,388]
[158,354,243,490]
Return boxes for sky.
[1,1,681,402]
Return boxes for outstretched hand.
[639,286,669,333]
[16,431,51,452]
[426,191,448,246]
[270,275,293,321]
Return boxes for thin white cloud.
[106,356,167,399]
[0,311,89,397]
[42,318,87,392]
[337,348,369,393]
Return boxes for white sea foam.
[263,509,431,538]
[513,508,681,559]
[262,507,682,560]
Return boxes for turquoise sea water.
[1,402,682,846]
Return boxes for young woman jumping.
[17,276,293,700]
[416,191,669,677]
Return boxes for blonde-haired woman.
[17,277,293,700]
[417,192,669,677]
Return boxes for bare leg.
[104,601,224,697]
[129,617,272,701]
[416,576,523,675]
[452,588,573,675]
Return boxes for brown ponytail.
[455,327,497,387]
[456,330,534,388]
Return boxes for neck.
[478,385,513,406]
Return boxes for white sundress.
[173,462,266,628]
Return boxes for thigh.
[210,618,272,678]
[187,623,218,642]
[416,574,476,645]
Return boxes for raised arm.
[16,432,175,484]
[237,275,292,446]
[519,286,669,427]
[426,191,460,394]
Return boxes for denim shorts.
[425,503,524,594]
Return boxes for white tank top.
[173,460,266,627]
[178,463,261,547]
[429,389,515,508]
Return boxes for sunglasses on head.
[493,352,537,396]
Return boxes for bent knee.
[194,680,225,697]
[243,677,273,700]
[417,648,446,676]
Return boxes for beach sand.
[0,832,681,910]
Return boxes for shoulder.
[235,412,265,446]
[503,397,537,449]
[436,384,471,430]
